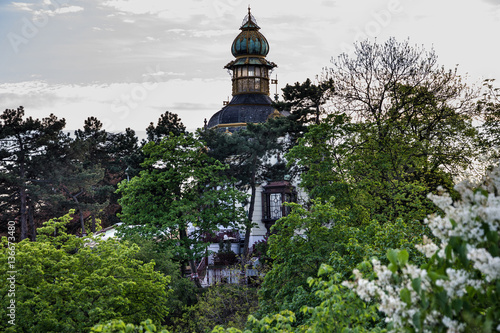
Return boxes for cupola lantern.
[207,8,279,131]
[226,7,276,96]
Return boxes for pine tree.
[0,107,67,240]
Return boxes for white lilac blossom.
[415,235,439,258]
[436,268,474,298]
[467,246,500,282]
[442,316,466,333]
[344,164,500,332]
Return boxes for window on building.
[262,181,297,233]
[269,193,282,219]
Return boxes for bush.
[0,212,172,333]
[189,282,259,332]
[91,319,170,333]
[345,165,500,331]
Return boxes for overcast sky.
[1,0,500,135]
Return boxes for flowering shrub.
[344,165,500,332]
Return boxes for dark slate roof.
[207,94,277,129]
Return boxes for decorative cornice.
[213,122,248,128]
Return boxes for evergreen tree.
[0,107,67,240]
[274,77,334,142]
[146,111,186,143]
[73,117,140,230]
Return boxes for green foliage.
[288,38,481,225]
[257,199,428,326]
[146,111,186,143]
[0,106,68,240]
[73,116,141,228]
[211,310,296,333]
[91,319,170,333]
[0,212,172,333]
[117,132,246,283]
[300,267,383,333]
[479,79,500,161]
[273,77,334,143]
[127,235,198,327]
[345,165,500,332]
[0,109,141,239]
[199,118,289,256]
[185,283,259,333]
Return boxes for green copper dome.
[231,9,269,57]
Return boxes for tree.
[116,133,246,287]
[200,118,289,257]
[0,211,172,333]
[274,78,334,142]
[91,319,170,333]
[479,79,500,161]
[127,235,198,329]
[213,158,500,331]
[256,198,428,326]
[329,38,480,175]
[73,117,141,230]
[288,38,481,223]
[187,282,259,332]
[146,111,186,143]
[0,107,67,240]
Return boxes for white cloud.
[143,71,185,78]
[166,28,234,38]
[55,6,84,15]
[2,0,500,136]
[32,5,84,18]
[102,0,214,20]
[11,2,32,11]
[0,78,229,133]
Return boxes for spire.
[240,5,259,29]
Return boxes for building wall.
[249,184,267,247]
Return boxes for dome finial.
[240,6,259,29]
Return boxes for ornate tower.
[207,8,279,131]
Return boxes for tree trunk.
[91,213,96,233]
[189,259,202,288]
[243,155,258,259]
[28,199,36,241]
[180,261,187,278]
[67,189,86,236]
[19,185,28,241]
[79,210,86,236]
[179,228,202,288]
[315,103,320,125]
